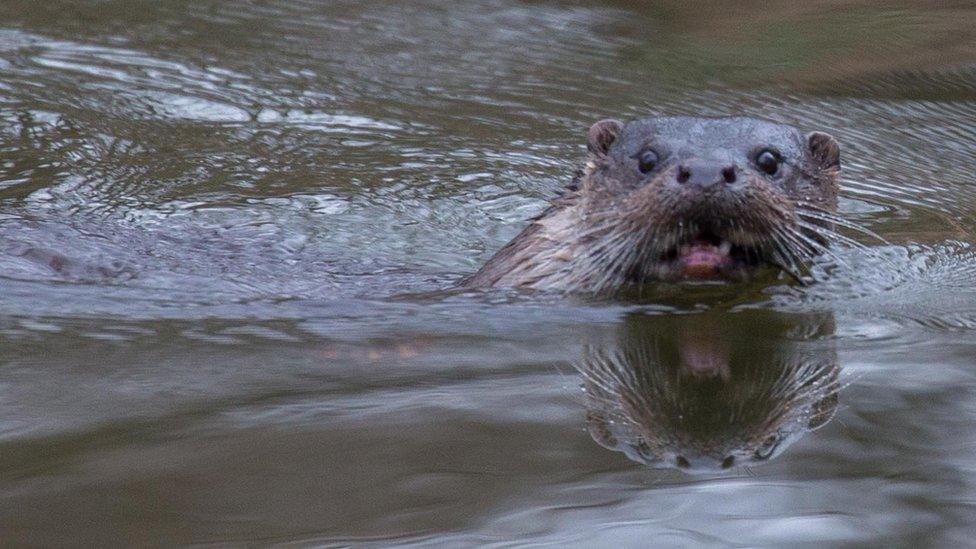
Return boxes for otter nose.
[676,160,737,189]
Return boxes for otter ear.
[806,131,840,170]
[587,119,623,156]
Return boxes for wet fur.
[465,116,841,292]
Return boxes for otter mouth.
[659,230,765,281]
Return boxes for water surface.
[1,1,976,546]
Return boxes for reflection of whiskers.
[574,330,840,469]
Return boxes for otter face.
[585,116,840,282]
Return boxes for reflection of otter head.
[579,310,838,473]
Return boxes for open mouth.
[660,230,763,280]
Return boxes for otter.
[465,116,841,292]
[579,310,839,473]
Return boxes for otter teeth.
[719,241,732,255]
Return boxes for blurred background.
[0,1,975,545]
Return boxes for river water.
[1,1,976,546]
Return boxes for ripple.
[767,241,976,332]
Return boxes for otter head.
[582,116,840,282]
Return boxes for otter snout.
[675,158,738,190]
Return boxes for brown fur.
[465,116,840,292]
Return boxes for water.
[1,1,976,545]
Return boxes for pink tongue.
[678,243,729,279]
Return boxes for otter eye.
[755,149,780,176]
[636,149,659,173]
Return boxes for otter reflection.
[579,311,838,473]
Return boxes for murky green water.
[2,1,976,546]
